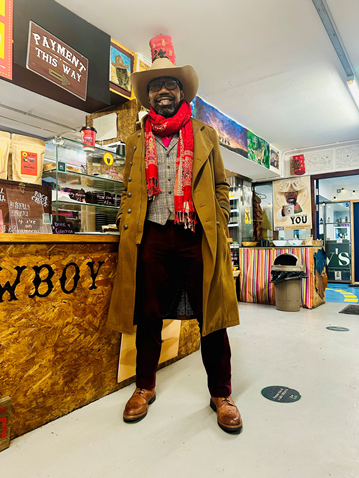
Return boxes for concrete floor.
[2,302,359,478]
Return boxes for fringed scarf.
[145,100,197,231]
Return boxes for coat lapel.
[192,119,214,183]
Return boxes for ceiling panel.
[56,0,359,152]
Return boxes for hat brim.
[131,60,199,109]
[112,63,129,69]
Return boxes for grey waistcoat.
[146,134,179,225]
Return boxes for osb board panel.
[0,242,201,439]
[86,99,141,145]
[0,242,121,439]
[117,320,181,382]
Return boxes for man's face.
[284,191,299,205]
[148,76,184,117]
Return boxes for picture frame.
[109,41,134,98]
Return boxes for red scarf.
[145,100,197,231]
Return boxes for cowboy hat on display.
[112,55,129,70]
[131,34,199,109]
[277,179,306,193]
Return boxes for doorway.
[316,173,359,284]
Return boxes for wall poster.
[110,40,134,99]
[194,97,248,157]
[273,176,312,230]
[270,146,280,170]
[247,131,269,168]
[0,0,13,80]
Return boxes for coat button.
[127,192,132,197]
[134,146,137,152]
[216,221,220,225]
[127,209,132,213]
[128,177,132,182]
[124,224,128,229]
[138,132,141,137]
[130,161,133,166]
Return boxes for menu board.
[0,179,52,234]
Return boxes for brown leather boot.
[210,396,243,433]
[123,387,156,423]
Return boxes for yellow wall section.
[0,21,4,59]
[0,0,5,17]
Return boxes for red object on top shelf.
[293,154,306,175]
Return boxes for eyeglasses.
[148,79,180,92]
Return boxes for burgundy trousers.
[135,220,232,397]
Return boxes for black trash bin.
[271,253,307,312]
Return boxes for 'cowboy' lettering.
[29,265,55,298]
[0,266,27,302]
[86,261,105,290]
[59,263,80,294]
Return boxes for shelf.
[230,209,239,212]
[228,223,239,227]
[323,222,350,225]
[43,170,124,194]
[230,244,240,248]
[45,136,125,161]
[53,200,119,210]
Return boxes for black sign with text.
[261,386,301,403]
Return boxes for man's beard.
[153,97,181,117]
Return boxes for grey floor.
[2,302,359,478]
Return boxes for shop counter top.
[0,235,200,441]
[0,233,120,243]
[238,246,326,309]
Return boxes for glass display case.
[43,137,125,234]
[318,201,352,282]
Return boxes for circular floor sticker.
[261,386,301,403]
[326,326,350,332]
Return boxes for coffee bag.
[0,131,10,180]
[12,134,45,185]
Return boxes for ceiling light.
[347,79,359,109]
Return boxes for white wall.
[282,140,359,178]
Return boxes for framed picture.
[110,41,134,98]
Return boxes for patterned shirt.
[146,134,179,225]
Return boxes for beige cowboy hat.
[131,34,199,109]
[277,179,306,193]
[112,55,129,70]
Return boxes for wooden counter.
[238,246,326,309]
[0,234,200,440]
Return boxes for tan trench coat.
[107,118,240,337]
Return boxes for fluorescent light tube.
[347,79,359,108]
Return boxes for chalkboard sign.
[52,221,74,234]
[0,179,52,234]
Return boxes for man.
[107,35,242,433]
[277,179,305,220]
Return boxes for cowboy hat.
[277,179,306,193]
[112,55,129,70]
[131,35,199,109]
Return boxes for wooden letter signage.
[26,21,88,101]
